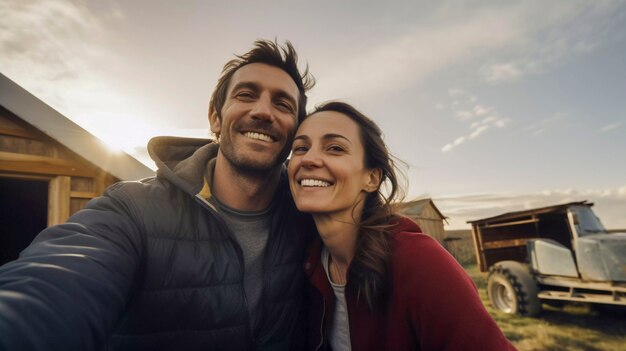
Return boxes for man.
[0,40,315,351]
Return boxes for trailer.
[468,201,626,316]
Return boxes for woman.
[288,102,516,351]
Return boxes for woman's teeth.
[300,179,331,187]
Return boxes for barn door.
[0,176,48,265]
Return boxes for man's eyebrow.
[231,81,298,110]
[230,81,260,93]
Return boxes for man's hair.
[209,39,315,137]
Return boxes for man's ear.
[364,168,382,193]
[208,109,221,134]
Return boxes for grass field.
[464,264,626,351]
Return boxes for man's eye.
[327,145,345,152]
[276,101,295,113]
[236,91,254,99]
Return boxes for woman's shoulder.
[391,217,440,247]
[389,216,475,294]
[390,216,459,267]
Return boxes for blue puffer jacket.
[0,136,311,351]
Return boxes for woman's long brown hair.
[309,101,406,311]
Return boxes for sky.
[1,0,625,229]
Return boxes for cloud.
[315,3,535,99]
[524,113,567,135]
[478,2,624,85]
[442,95,510,152]
[314,1,623,99]
[472,105,492,117]
[483,63,522,83]
[449,88,466,97]
[0,1,105,80]
[0,1,164,159]
[469,125,489,139]
[0,0,125,114]
[433,187,626,230]
[455,110,473,120]
[598,120,624,132]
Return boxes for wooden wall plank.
[0,126,40,139]
[0,151,96,177]
[0,135,53,156]
[70,191,98,199]
[70,176,94,192]
[70,198,90,216]
[48,176,71,225]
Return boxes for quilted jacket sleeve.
[0,182,145,351]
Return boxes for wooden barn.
[0,73,154,265]
[400,198,447,242]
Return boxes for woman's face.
[288,111,379,220]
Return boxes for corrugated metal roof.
[0,73,154,180]
[467,200,591,225]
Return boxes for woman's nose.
[301,149,323,168]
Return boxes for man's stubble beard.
[219,138,292,177]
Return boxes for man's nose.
[250,94,273,122]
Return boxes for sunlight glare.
[84,112,159,154]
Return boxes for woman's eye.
[292,145,308,154]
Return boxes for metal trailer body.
[468,201,626,315]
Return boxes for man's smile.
[243,131,274,143]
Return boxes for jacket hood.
[147,136,218,196]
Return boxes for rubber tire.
[487,261,541,316]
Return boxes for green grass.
[463,264,626,351]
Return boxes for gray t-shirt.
[322,247,352,351]
[212,196,271,331]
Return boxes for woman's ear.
[364,168,382,193]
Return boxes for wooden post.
[471,225,485,272]
[48,176,71,226]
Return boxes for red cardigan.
[303,217,517,351]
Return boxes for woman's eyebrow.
[294,133,351,144]
[323,133,351,144]
[293,135,310,142]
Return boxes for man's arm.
[0,183,145,351]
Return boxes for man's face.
[209,63,300,174]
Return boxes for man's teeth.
[301,179,331,187]
[244,132,273,142]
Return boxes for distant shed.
[400,198,447,242]
[0,73,154,265]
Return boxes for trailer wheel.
[487,261,541,316]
